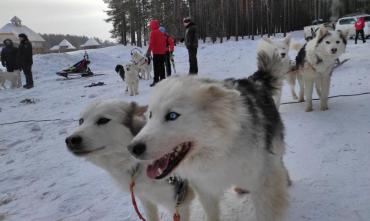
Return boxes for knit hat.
[183,17,191,23]
[18,33,28,40]
[159,26,166,33]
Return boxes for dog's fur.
[131,51,152,80]
[65,100,194,221]
[128,46,289,221]
[116,63,139,96]
[249,36,291,108]
[290,26,348,111]
[0,69,21,89]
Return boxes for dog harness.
[130,165,188,221]
[133,57,149,67]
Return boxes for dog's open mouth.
[147,142,193,180]
[70,146,106,156]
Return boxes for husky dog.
[249,36,291,108]
[65,100,194,221]
[131,51,152,80]
[122,63,139,96]
[293,26,348,111]
[0,69,21,89]
[128,46,289,221]
[115,64,126,81]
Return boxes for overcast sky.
[0,0,113,40]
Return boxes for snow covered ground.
[0,32,369,221]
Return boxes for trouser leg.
[188,47,198,74]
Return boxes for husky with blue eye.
[128,43,289,221]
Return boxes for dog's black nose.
[65,135,82,148]
[331,48,337,53]
[281,53,286,58]
[128,142,146,157]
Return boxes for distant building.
[0,16,46,53]
[80,38,101,49]
[50,39,76,52]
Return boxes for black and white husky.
[128,45,289,221]
[65,100,194,221]
[288,26,348,111]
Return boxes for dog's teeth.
[175,146,181,152]
[158,168,163,174]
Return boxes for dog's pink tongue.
[147,157,169,179]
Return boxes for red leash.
[130,180,147,221]
[129,167,181,221]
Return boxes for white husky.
[123,63,140,96]
[0,69,21,89]
[65,100,194,221]
[290,26,348,111]
[252,35,292,108]
[128,46,289,221]
[131,51,152,80]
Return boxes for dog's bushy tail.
[249,40,286,93]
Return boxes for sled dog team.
[66,26,348,221]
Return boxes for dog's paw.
[305,107,313,112]
[320,106,329,111]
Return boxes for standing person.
[354,17,366,44]
[159,26,175,77]
[1,39,18,72]
[183,17,198,75]
[146,20,167,87]
[17,33,34,89]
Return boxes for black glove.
[146,51,151,58]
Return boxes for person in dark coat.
[183,17,198,75]
[146,20,167,87]
[1,39,19,72]
[17,33,34,89]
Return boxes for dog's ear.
[284,34,292,45]
[126,102,147,135]
[130,102,148,117]
[262,37,273,44]
[337,29,349,42]
[317,26,329,39]
[197,84,240,105]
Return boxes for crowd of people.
[146,17,198,87]
[1,33,34,89]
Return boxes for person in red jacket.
[354,17,366,44]
[159,26,175,77]
[146,20,167,87]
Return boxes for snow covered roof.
[0,16,45,42]
[58,39,76,49]
[50,39,76,51]
[81,38,100,47]
[49,45,60,51]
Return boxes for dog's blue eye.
[96,118,111,125]
[165,112,180,121]
[79,118,84,125]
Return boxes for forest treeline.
[104,0,370,45]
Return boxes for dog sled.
[56,52,94,79]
